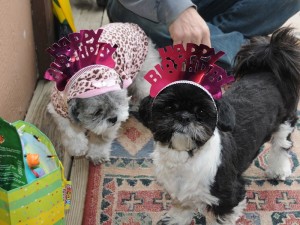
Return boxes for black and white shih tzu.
[45,23,160,165]
[139,27,300,224]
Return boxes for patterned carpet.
[82,111,300,225]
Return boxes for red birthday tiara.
[144,43,234,99]
[44,29,117,91]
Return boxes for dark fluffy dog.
[139,28,300,224]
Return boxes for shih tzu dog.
[45,23,160,165]
[139,27,300,224]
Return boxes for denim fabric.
[107,0,300,69]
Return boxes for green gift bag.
[0,119,71,225]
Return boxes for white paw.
[85,132,113,165]
[71,146,89,157]
[266,147,292,181]
[157,214,172,225]
[64,133,89,156]
[157,213,192,225]
[281,140,293,149]
[157,207,194,225]
[266,166,292,181]
[85,150,110,165]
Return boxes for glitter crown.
[44,29,117,91]
[144,43,234,99]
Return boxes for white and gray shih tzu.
[139,28,300,224]
[45,23,160,165]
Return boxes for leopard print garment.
[51,23,149,118]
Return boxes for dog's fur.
[48,40,160,165]
[139,28,300,224]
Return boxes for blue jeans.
[107,0,300,69]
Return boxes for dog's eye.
[93,108,103,117]
[165,104,178,112]
[165,106,172,111]
[195,109,208,119]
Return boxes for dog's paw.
[266,150,292,181]
[157,214,176,225]
[283,140,293,149]
[85,152,110,165]
[86,155,110,165]
[157,213,192,225]
[157,206,194,225]
[266,167,292,181]
[64,134,89,156]
[72,145,89,157]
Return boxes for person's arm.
[119,0,194,23]
[119,0,210,47]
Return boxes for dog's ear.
[215,99,236,132]
[68,99,80,123]
[138,95,154,129]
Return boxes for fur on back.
[233,27,300,112]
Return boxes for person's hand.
[169,7,211,47]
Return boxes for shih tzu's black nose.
[178,112,192,123]
[108,116,118,124]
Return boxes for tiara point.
[44,29,117,91]
[145,43,234,98]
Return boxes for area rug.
[82,112,300,225]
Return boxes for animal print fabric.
[51,23,149,118]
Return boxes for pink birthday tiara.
[144,43,234,99]
[44,29,117,91]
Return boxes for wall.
[0,0,37,122]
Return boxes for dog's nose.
[179,112,191,123]
[108,116,118,124]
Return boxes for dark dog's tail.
[233,27,300,111]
